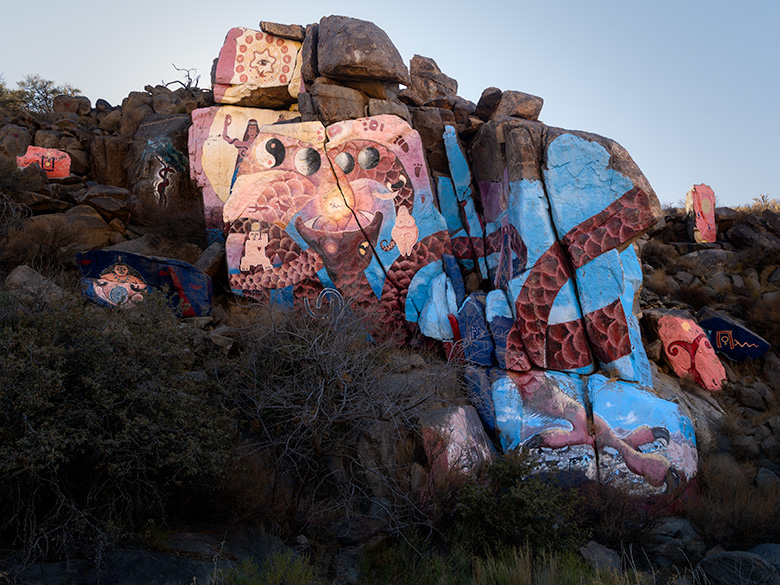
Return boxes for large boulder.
[0,124,32,159]
[316,15,410,85]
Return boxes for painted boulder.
[686,184,717,244]
[77,250,212,317]
[697,306,771,362]
[17,146,71,178]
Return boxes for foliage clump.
[453,451,589,555]
[0,290,234,561]
[0,73,80,113]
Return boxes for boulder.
[16,145,71,178]
[410,107,455,174]
[751,544,780,576]
[5,265,69,305]
[89,135,131,187]
[728,223,780,253]
[310,78,367,125]
[259,20,305,41]
[301,23,319,83]
[579,541,621,572]
[646,309,726,392]
[492,90,544,121]
[317,15,410,85]
[53,94,91,116]
[0,124,32,158]
[695,551,780,585]
[697,306,771,361]
[474,87,503,121]
[367,98,410,122]
[398,55,457,106]
[686,184,717,243]
[211,27,302,107]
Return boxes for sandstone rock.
[89,135,131,187]
[87,196,131,224]
[310,79,367,125]
[5,265,69,305]
[74,184,132,204]
[695,551,780,585]
[104,234,155,255]
[493,90,544,121]
[756,468,780,491]
[119,103,154,137]
[0,124,32,158]
[410,107,455,174]
[64,148,89,175]
[367,98,410,122]
[34,129,64,149]
[317,15,409,85]
[53,94,91,116]
[648,517,706,565]
[728,223,780,253]
[301,23,319,83]
[259,20,305,41]
[475,87,503,121]
[715,206,740,232]
[751,544,780,576]
[579,541,621,572]
[686,184,717,243]
[399,55,457,106]
[97,109,121,133]
[764,353,780,393]
[677,249,740,278]
[193,241,226,281]
[8,190,70,213]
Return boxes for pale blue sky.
[1,0,777,207]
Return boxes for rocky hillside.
[2,15,780,585]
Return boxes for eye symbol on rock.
[334,152,354,174]
[262,138,285,167]
[358,147,380,170]
[358,241,370,257]
[295,147,321,175]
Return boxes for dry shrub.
[734,194,780,214]
[136,202,207,252]
[675,283,713,312]
[644,269,674,298]
[0,219,78,276]
[229,302,447,534]
[747,298,780,349]
[641,241,678,270]
[685,453,780,548]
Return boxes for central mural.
[189,22,699,494]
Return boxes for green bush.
[453,452,589,555]
[216,552,316,585]
[0,290,235,560]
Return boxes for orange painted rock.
[686,184,717,243]
[16,145,71,178]
[656,311,726,391]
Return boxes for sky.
[1,0,777,208]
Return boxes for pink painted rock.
[189,105,299,231]
[16,145,71,178]
[686,184,717,243]
[656,312,726,391]
[212,27,302,107]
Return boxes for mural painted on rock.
[190,38,699,491]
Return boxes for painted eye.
[358,241,370,257]
[334,152,354,174]
[358,147,380,170]
[264,138,285,167]
[295,147,321,175]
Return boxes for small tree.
[0,74,24,111]
[15,74,80,113]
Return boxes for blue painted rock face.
[697,307,771,361]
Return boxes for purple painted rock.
[212,27,302,107]
[420,405,493,486]
[651,310,726,392]
[697,306,771,361]
[686,184,717,243]
[16,145,71,178]
[316,15,410,85]
[189,106,298,233]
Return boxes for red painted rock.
[212,27,302,107]
[686,184,717,243]
[656,312,726,391]
[16,145,71,178]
